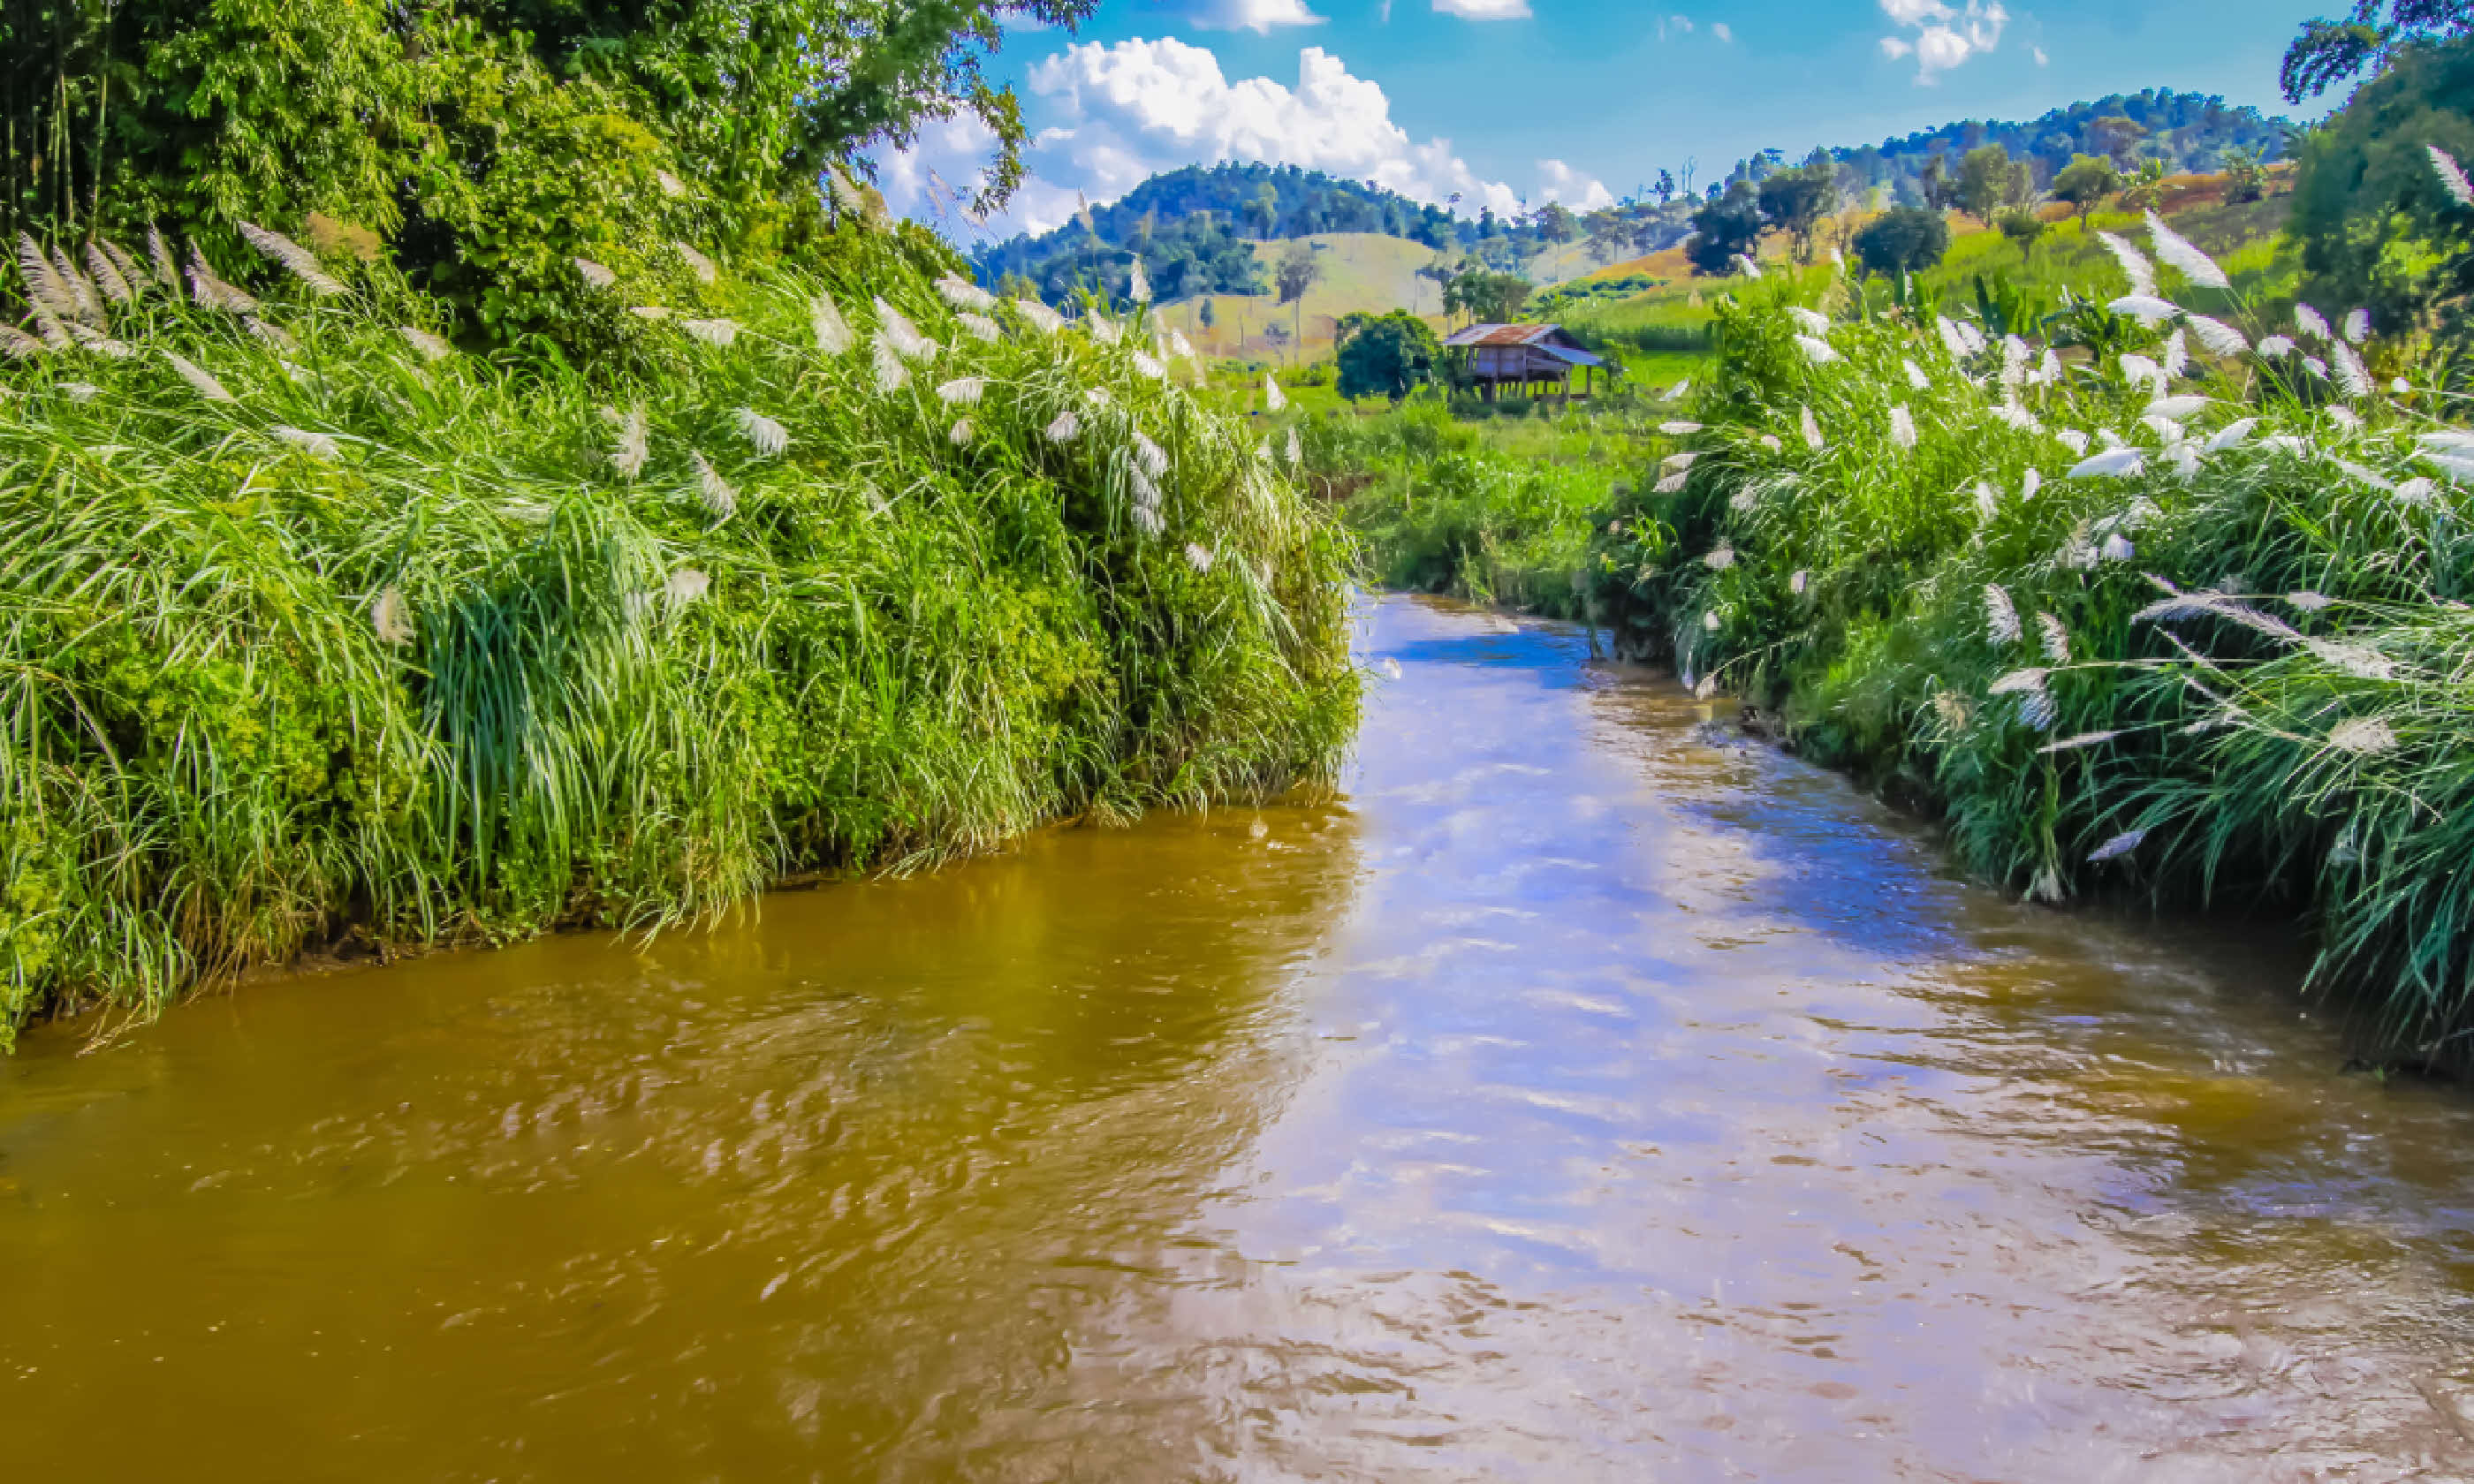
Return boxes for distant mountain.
[972,90,2293,305]
[969,162,1557,306]
[1810,88,2291,203]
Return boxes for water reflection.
[4,594,2474,1480]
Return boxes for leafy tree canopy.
[2049,155,2121,223]
[1334,309,1441,401]
[1686,180,1764,276]
[2282,0,2474,101]
[1443,269,1533,323]
[1850,206,1951,280]
[2289,31,2474,343]
[1,0,1089,342]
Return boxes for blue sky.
[878,0,2330,238]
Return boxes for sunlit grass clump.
[1594,183,2474,1055]
[0,225,1357,1046]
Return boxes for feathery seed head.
[1984,583,2022,643]
[372,587,415,645]
[2328,716,2399,753]
[2295,303,2331,340]
[1888,404,1916,449]
[957,312,1000,343]
[949,418,975,447]
[682,317,739,348]
[1795,333,1840,365]
[2429,145,2474,208]
[2144,209,2228,290]
[937,375,987,405]
[1264,373,1286,413]
[872,337,910,393]
[605,404,649,478]
[271,425,340,459]
[690,451,738,521]
[734,406,789,456]
[575,258,617,290]
[2096,231,2157,297]
[674,242,717,284]
[161,348,234,403]
[1044,410,1079,443]
[238,222,345,295]
[935,274,998,312]
[2086,828,2146,862]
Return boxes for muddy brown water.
[7,594,2474,1481]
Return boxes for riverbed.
[5,594,2474,1480]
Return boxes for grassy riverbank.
[1318,219,2474,1056]
[0,228,1357,1047]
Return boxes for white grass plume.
[690,451,738,520]
[1185,541,1213,572]
[2109,294,2179,323]
[1128,260,1152,304]
[49,246,100,322]
[2328,338,2372,398]
[245,316,298,352]
[949,418,974,447]
[2070,447,2145,478]
[656,169,688,199]
[937,375,987,405]
[1044,410,1079,443]
[2086,827,2145,861]
[1659,420,1703,435]
[2096,231,2157,297]
[270,425,340,460]
[935,274,997,312]
[0,324,43,360]
[604,404,649,478]
[575,257,616,290]
[957,312,1000,343]
[186,246,258,313]
[682,317,739,348]
[1787,307,1829,335]
[675,242,717,284]
[2204,417,2258,452]
[2162,328,2189,378]
[2295,303,2331,340]
[161,348,234,402]
[872,337,910,393]
[2184,314,2247,356]
[665,568,710,607]
[146,227,178,291]
[874,297,936,361]
[1704,542,1735,570]
[811,295,853,354]
[1903,358,1931,390]
[1795,334,1840,365]
[1799,405,1823,450]
[1287,427,1303,469]
[1013,298,1064,335]
[2328,716,2399,753]
[398,326,454,361]
[1132,350,1165,380]
[98,238,149,294]
[2144,209,2228,289]
[734,407,790,456]
[16,233,83,322]
[238,222,345,295]
[2341,307,2371,344]
[372,587,415,645]
[1264,373,1286,413]
[1984,583,2021,644]
[1888,404,1916,448]
[83,244,133,305]
[2432,146,2474,208]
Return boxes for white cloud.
[1187,0,1326,32]
[1537,159,1615,210]
[1876,0,2006,83]
[876,41,1537,237]
[1431,0,1532,18]
[2032,44,2048,64]
[1711,20,1733,42]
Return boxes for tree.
[2289,31,2474,344]
[1653,168,1677,205]
[1996,208,2047,251]
[2222,147,2269,203]
[1955,144,2018,223]
[1685,179,1764,276]
[1334,310,1442,401]
[2051,154,2121,225]
[1757,156,1838,264]
[2086,116,2151,168]
[2119,158,2169,211]
[1851,206,1950,278]
[2282,0,2473,102]
[0,0,1101,340]
[1276,238,1321,346]
[1246,186,1279,238]
[1443,269,1532,324]
[1199,297,1216,328]
[1536,202,1578,244]
[1918,154,1958,212]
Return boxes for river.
[5,594,2474,1480]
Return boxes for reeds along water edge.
[0,228,1360,1047]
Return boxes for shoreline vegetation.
[1313,165,2474,1066]
[0,223,1358,1050]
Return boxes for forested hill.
[973,91,2291,305]
[969,163,1508,305]
[1817,89,2290,202]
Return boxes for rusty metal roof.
[1440,322,1565,347]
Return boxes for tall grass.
[0,226,1357,1046]
[1326,188,2474,1057]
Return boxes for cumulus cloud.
[2032,44,2048,64]
[1431,0,1532,18]
[1878,0,2005,83]
[876,41,1549,237]
[1711,20,1733,42]
[1186,0,1325,32]
[1537,159,1616,210]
